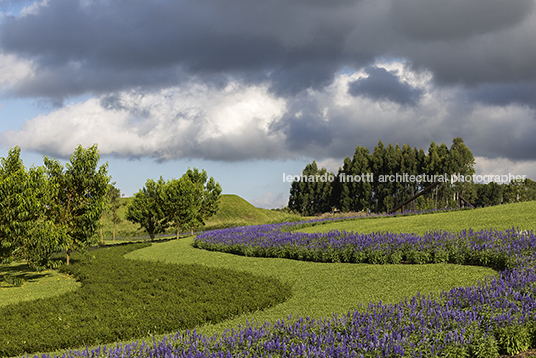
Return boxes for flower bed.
[38,222,536,358]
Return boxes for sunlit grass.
[297,201,536,235]
[126,237,496,338]
[0,262,80,307]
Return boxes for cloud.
[0,81,288,160]
[390,0,534,41]
[0,52,33,89]
[250,191,288,209]
[348,66,424,106]
[2,0,534,100]
[3,67,536,165]
[1,0,536,172]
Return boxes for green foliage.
[440,344,469,358]
[126,168,221,240]
[163,175,196,239]
[44,144,110,265]
[469,334,499,358]
[495,324,531,355]
[288,137,488,215]
[0,147,61,271]
[0,243,291,357]
[105,182,125,244]
[288,161,334,216]
[184,167,222,233]
[126,177,168,240]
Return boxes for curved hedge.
[31,223,536,357]
[0,243,291,357]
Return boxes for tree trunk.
[66,249,70,266]
[113,222,116,244]
[176,223,180,240]
[100,215,104,245]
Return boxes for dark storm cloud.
[2,0,536,98]
[2,0,536,165]
[390,0,534,41]
[348,66,423,106]
[0,0,360,98]
[467,83,536,108]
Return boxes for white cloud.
[0,53,33,89]
[474,156,536,181]
[18,0,49,17]
[250,191,287,209]
[2,60,536,172]
[0,81,287,160]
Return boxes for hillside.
[97,194,304,242]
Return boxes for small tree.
[44,144,110,265]
[126,177,168,240]
[184,168,222,234]
[0,147,61,270]
[162,176,195,239]
[106,182,124,244]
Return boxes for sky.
[1,0,536,209]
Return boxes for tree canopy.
[126,168,221,239]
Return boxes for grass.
[297,201,536,235]
[0,262,80,307]
[97,194,304,243]
[0,243,290,357]
[126,237,497,338]
[2,199,532,356]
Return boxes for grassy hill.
[97,194,304,242]
[297,200,536,235]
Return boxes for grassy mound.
[0,243,291,357]
[97,194,303,242]
[297,201,536,235]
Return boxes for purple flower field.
[37,220,536,358]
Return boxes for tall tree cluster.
[126,168,222,240]
[289,137,478,215]
[0,145,110,268]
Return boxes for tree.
[126,177,168,241]
[0,147,61,271]
[106,182,125,244]
[162,175,195,239]
[184,168,222,234]
[44,144,110,265]
[288,161,333,216]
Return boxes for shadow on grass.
[0,263,48,286]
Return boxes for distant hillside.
[96,194,303,242]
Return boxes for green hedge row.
[0,243,292,357]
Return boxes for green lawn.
[126,237,496,338]
[297,201,536,235]
[0,262,80,307]
[3,199,533,356]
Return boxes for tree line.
[1,145,221,273]
[288,137,535,215]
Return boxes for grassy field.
[126,237,496,339]
[297,201,536,235]
[0,263,80,307]
[1,198,533,356]
[97,194,304,243]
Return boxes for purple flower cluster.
[35,223,536,358]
